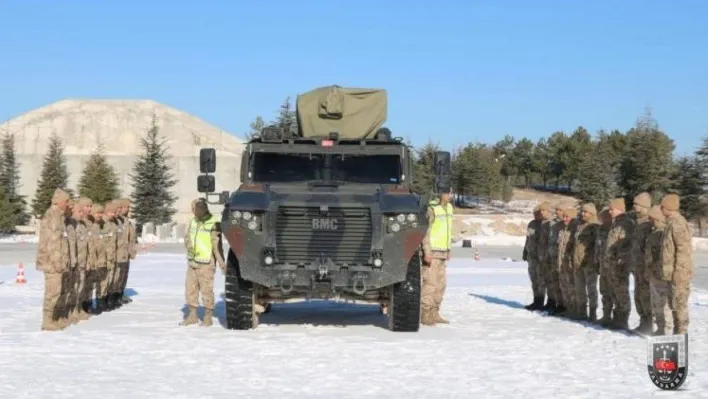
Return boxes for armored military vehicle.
[197,85,451,331]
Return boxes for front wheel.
[224,251,257,330]
[387,250,422,332]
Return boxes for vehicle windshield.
[251,152,402,184]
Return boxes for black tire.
[225,250,256,330]
[387,250,422,332]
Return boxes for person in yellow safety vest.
[181,199,226,327]
[421,188,453,326]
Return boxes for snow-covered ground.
[1,252,706,397]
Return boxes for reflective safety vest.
[429,200,453,251]
[188,215,218,264]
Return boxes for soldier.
[605,198,635,330]
[70,197,93,322]
[116,198,137,304]
[112,200,129,308]
[553,207,576,317]
[523,205,545,310]
[100,201,120,311]
[659,194,694,334]
[36,189,72,331]
[536,201,555,311]
[83,203,104,315]
[421,189,453,325]
[645,205,673,335]
[595,208,614,326]
[60,199,78,326]
[572,203,600,321]
[545,203,567,314]
[181,200,226,326]
[630,192,653,334]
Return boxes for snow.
[1,252,707,397]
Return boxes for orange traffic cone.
[474,248,480,261]
[15,262,27,284]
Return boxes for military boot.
[120,295,133,305]
[77,303,91,321]
[632,316,652,335]
[588,307,597,322]
[541,299,556,312]
[653,325,666,336]
[180,306,198,326]
[597,308,612,327]
[41,311,64,331]
[574,306,588,321]
[525,296,544,311]
[550,304,566,317]
[421,309,436,325]
[609,311,629,331]
[433,308,449,324]
[200,309,214,327]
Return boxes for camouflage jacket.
[557,222,574,272]
[73,218,91,270]
[632,215,653,272]
[548,218,563,264]
[594,224,611,272]
[644,222,666,281]
[523,218,542,262]
[605,213,635,273]
[36,207,71,274]
[116,217,130,263]
[103,218,119,268]
[573,220,599,272]
[66,216,79,269]
[661,213,694,283]
[537,218,552,264]
[84,218,96,269]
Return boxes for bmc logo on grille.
[312,218,339,231]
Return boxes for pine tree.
[275,97,298,135]
[129,115,178,225]
[78,144,121,204]
[0,187,15,234]
[31,133,72,218]
[411,141,439,195]
[577,141,619,210]
[672,156,707,221]
[0,133,29,225]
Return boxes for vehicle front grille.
[275,206,373,264]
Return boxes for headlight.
[247,220,258,230]
[233,211,242,219]
[390,222,401,232]
[243,211,252,221]
[396,214,405,223]
[406,213,417,222]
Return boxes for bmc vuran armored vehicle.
[197,85,451,332]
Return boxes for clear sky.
[0,0,706,156]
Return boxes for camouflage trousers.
[421,258,447,312]
[185,263,216,310]
[81,268,106,304]
[574,268,599,310]
[544,259,561,303]
[114,261,131,296]
[100,264,117,298]
[649,276,675,332]
[599,266,614,314]
[559,264,576,310]
[650,276,691,335]
[608,262,631,314]
[527,258,546,298]
[42,272,65,330]
[632,265,652,318]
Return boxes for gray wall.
[18,150,242,225]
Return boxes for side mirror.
[200,148,216,174]
[197,175,215,193]
[433,150,452,193]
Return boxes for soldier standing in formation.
[181,199,226,327]
[572,203,599,321]
[630,192,653,334]
[524,193,695,336]
[523,205,545,310]
[421,188,453,326]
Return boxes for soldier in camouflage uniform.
[112,200,129,308]
[630,192,653,334]
[595,208,614,326]
[553,207,576,317]
[536,202,555,311]
[572,203,600,321]
[659,194,694,334]
[545,203,568,313]
[645,205,673,335]
[100,201,120,312]
[116,198,137,304]
[71,197,93,322]
[60,199,78,326]
[36,189,72,331]
[605,198,635,330]
[83,203,102,315]
[523,205,545,310]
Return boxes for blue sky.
[0,0,706,156]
